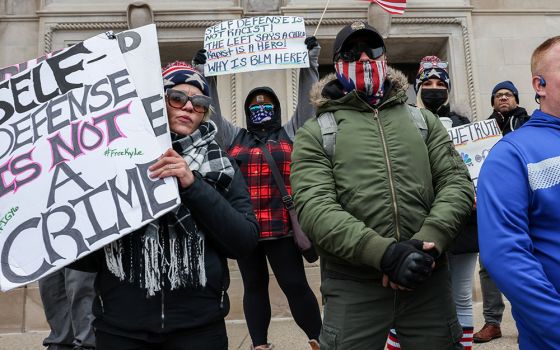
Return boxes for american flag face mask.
[335,59,387,104]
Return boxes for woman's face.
[421,78,447,89]
[166,83,205,136]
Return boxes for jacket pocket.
[448,144,464,172]
[319,324,339,350]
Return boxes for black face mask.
[421,89,448,113]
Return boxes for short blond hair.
[531,36,560,75]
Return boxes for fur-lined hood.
[310,66,409,110]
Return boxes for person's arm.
[478,141,560,345]
[411,110,475,255]
[290,121,395,269]
[180,163,259,259]
[283,37,321,141]
[193,50,240,149]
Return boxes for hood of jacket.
[310,66,410,114]
[244,86,282,134]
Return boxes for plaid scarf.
[105,121,234,297]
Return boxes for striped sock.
[386,328,400,350]
[461,327,474,350]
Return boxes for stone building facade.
[0,0,559,334]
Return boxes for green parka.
[290,68,474,280]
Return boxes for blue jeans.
[448,253,477,328]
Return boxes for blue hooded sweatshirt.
[478,109,560,349]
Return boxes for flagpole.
[313,0,331,37]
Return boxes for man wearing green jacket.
[290,22,474,350]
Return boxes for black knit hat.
[491,80,519,106]
[332,21,385,61]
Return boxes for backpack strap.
[407,105,428,142]
[317,107,427,161]
[317,112,337,160]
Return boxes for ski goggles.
[420,61,448,70]
[249,103,274,113]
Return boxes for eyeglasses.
[249,103,274,113]
[495,92,514,99]
[421,61,448,70]
[337,42,385,62]
[166,89,211,113]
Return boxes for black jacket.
[488,106,531,135]
[437,104,471,127]
[436,105,478,254]
[70,163,258,341]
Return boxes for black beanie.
[491,80,519,106]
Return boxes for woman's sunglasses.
[249,103,274,113]
[166,89,211,113]
[421,61,448,69]
[337,42,385,62]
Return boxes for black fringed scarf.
[104,121,234,297]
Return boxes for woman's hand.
[149,148,195,189]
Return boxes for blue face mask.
[249,104,274,124]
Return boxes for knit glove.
[380,239,434,289]
[304,36,318,51]
[192,49,207,66]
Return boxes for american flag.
[368,0,407,15]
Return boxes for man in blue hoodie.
[477,35,560,349]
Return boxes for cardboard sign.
[447,119,503,190]
[203,16,309,76]
[0,26,179,291]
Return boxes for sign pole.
[313,0,331,36]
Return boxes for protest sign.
[203,16,309,76]
[447,119,502,190]
[117,25,170,149]
[0,26,179,291]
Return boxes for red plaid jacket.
[228,129,292,239]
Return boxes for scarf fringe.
[105,240,125,281]
[143,229,163,297]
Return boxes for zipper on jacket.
[98,294,104,314]
[372,108,401,240]
[220,289,225,309]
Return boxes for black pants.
[237,237,322,346]
[95,320,227,350]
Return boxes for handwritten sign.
[447,119,502,190]
[203,16,309,76]
[0,25,179,291]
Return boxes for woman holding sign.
[194,36,322,350]
[70,63,259,350]
[387,55,478,350]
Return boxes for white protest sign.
[0,30,179,291]
[447,119,502,190]
[204,16,309,76]
[117,24,170,149]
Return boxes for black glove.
[380,239,434,289]
[304,36,318,51]
[192,49,207,65]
